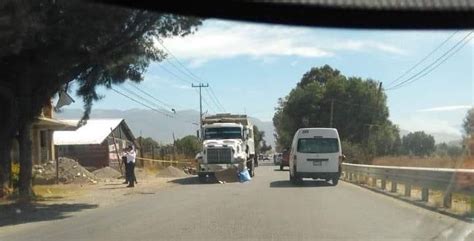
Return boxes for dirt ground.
[0,168,185,227]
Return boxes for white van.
[289,128,343,185]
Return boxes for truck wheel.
[331,178,339,186]
[198,174,207,183]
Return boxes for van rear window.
[297,138,339,153]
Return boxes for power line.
[202,94,217,113]
[110,87,174,118]
[156,63,218,113]
[387,31,473,91]
[157,40,206,83]
[205,88,225,112]
[156,39,226,112]
[111,87,197,125]
[127,82,174,110]
[385,31,459,88]
[388,35,473,91]
[157,64,193,85]
[208,86,226,112]
[118,85,169,113]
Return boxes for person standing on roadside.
[123,145,137,187]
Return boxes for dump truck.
[196,114,256,182]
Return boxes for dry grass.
[33,184,89,201]
[360,178,473,216]
[372,156,474,169]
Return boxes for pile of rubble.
[156,166,188,178]
[33,157,97,184]
[214,167,240,183]
[92,167,122,179]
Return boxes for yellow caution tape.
[136,157,193,164]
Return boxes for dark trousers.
[123,157,129,183]
[126,162,136,186]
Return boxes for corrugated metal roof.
[54,119,124,145]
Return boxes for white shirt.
[124,150,136,163]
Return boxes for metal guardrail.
[341,163,474,209]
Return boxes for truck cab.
[196,114,256,181]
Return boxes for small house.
[10,100,77,165]
[54,119,136,169]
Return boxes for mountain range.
[56,108,461,147]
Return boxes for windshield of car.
[297,138,339,153]
[204,127,242,140]
[1,1,473,241]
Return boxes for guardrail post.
[470,196,474,217]
[404,184,411,197]
[421,188,429,202]
[371,177,377,187]
[390,182,397,193]
[381,179,386,190]
[443,192,452,208]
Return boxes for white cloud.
[417,105,472,112]
[396,115,462,137]
[331,40,407,55]
[158,20,405,65]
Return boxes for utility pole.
[329,99,334,128]
[376,82,383,105]
[192,83,209,134]
[172,132,176,166]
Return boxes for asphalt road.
[1,163,473,241]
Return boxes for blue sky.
[63,19,473,138]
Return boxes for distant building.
[54,119,136,169]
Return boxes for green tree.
[260,142,272,153]
[253,125,272,153]
[435,142,464,158]
[401,131,436,156]
[136,137,159,157]
[0,0,201,197]
[463,108,474,137]
[175,135,202,158]
[253,125,264,153]
[273,65,399,162]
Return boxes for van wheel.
[290,166,302,185]
[331,178,339,186]
[290,172,296,184]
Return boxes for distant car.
[263,155,270,160]
[280,149,289,170]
